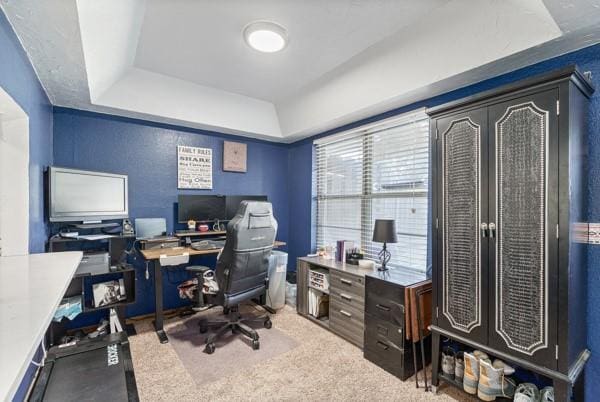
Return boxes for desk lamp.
[372,219,397,271]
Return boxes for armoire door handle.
[481,222,489,238]
[489,222,496,238]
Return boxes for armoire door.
[435,108,489,345]
[488,89,559,369]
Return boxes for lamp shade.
[372,219,398,243]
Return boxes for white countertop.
[0,252,82,401]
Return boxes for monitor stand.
[70,222,120,230]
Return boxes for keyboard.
[191,240,225,250]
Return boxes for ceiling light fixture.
[243,21,288,53]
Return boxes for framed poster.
[178,145,212,189]
[223,141,247,172]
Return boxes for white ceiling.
[2,0,600,143]
[134,0,448,103]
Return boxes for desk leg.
[153,260,169,344]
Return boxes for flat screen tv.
[178,195,226,223]
[225,195,268,219]
[49,166,129,222]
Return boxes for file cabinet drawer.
[364,334,405,378]
[330,270,364,299]
[365,276,404,326]
[365,313,404,348]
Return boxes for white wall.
[0,87,29,256]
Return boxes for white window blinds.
[313,110,429,272]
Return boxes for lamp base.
[378,244,391,272]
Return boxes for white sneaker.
[514,383,540,402]
[492,359,515,375]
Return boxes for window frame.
[312,109,429,272]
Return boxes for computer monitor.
[178,195,226,222]
[225,195,268,220]
[49,166,129,222]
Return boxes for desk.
[140,241,286,343]
[0,252,83,401]
[296,256,428,380]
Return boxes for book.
[336,240,355,263]
[92,279,126,308]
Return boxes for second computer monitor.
[178,195,226,222]
[225,195,268,220]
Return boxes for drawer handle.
[340,309,352,318]
[376,303,390,312]
[340,293,353,302]
[340,278,352,286]
[376,341,389,350]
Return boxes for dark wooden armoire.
[428,66,594,401]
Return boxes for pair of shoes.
[455,351,464,383]
[514,384,554,402]
[463,350,488,394]
[441,347,456,378]
[464,351,516,400]
[441,347,465,381]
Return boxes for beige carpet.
[130,305,475,401]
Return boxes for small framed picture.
[223,141,247,172]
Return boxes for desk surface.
[140,241,286,261]
[0,251,83,401]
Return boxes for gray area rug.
[165,307,299,386]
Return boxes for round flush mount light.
[243,21,288,53]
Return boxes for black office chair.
[189,201,277,354]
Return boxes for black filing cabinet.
[364,270,426,380]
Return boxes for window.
[313,110,429,272]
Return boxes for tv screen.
[49,167,128,222]
[178,195,226,222]
[225,195,268,219]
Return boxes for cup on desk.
[358,259,375,270]
[198,224,209,232]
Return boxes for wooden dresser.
[296,256,428,372]
[297,257,367,347]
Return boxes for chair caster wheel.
[205,343,216,354]
[199,322,208,334]
[252,340,260,350]
[264,319,272,329]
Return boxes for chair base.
[199,305,272,354]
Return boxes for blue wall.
[0,10,53,253]
[53,108,290,318]
[288,43,600,399]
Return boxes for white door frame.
[0,86,29,256]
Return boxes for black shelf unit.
[48,233,137,344]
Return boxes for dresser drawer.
[365,313,404,348]
[330,317,364,347]
[365,277,404,325]
[330,270,365,299]
[330,298,364,346]
[330,297,364,324]
[330,288,365,313]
